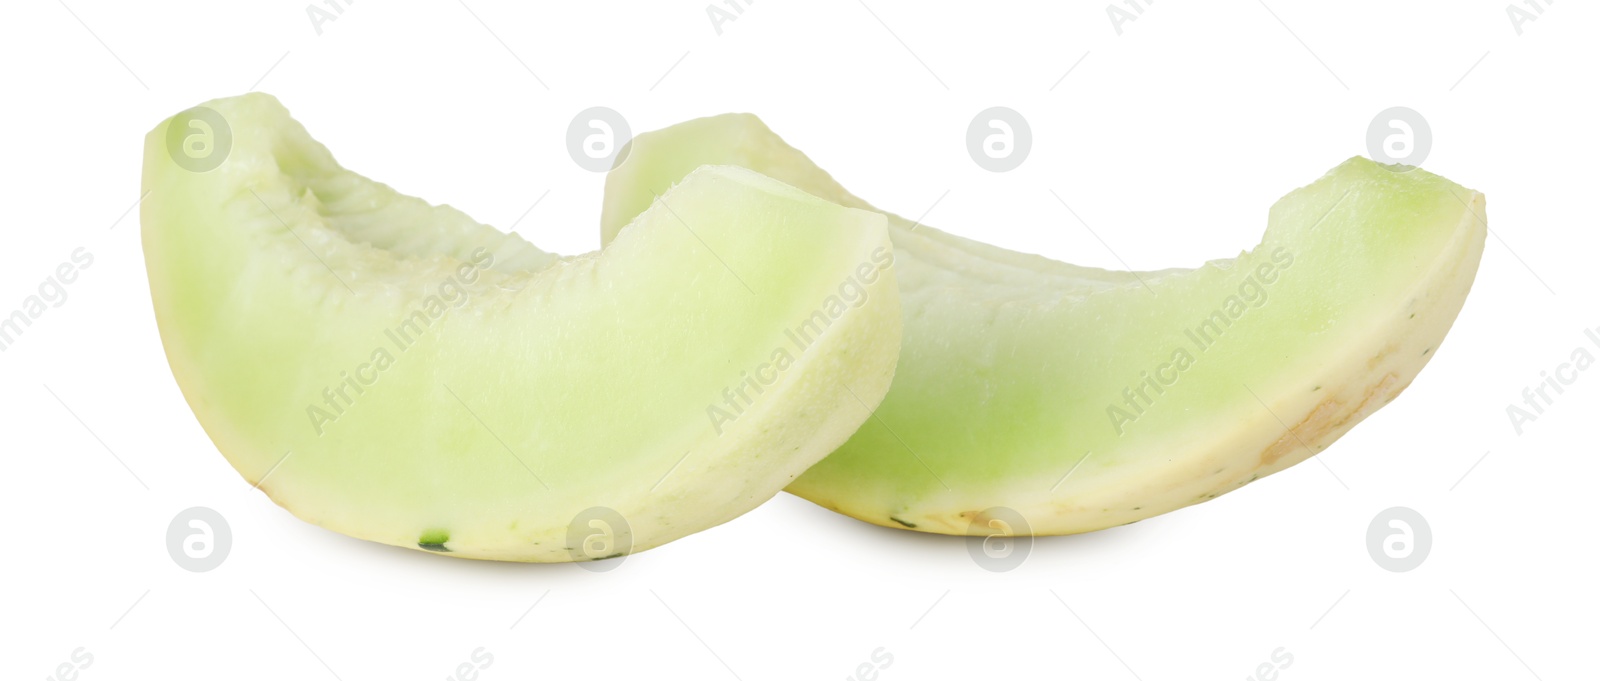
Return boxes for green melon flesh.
[142,95,901,560]
[602,114,1486,535]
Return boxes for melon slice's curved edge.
[141,95,902,562]
[601,112,1489,538]
[807,187,1487,536]
[602,113,1160,289]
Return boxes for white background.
[2,1,1595,679]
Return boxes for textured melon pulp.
[602,115,1486,535]
[142,95,901,560]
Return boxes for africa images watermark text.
[306,248,494,435]
[1505,324,1600,435]
[707,246,894,435]
[1107,246,1295,435]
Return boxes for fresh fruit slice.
[143,95,900,561]
[603,114,1486,535]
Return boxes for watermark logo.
[1366,107,1431,170]
[1366,506,1431,573]
[567,506,632,571]
[965,506,1032,572]
[166,106,232,173]
[567,107,631,172]
[167,506,231,573]
[966,107,1031,172]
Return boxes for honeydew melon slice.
[142,95,900,561]
[602,114,1486,535]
